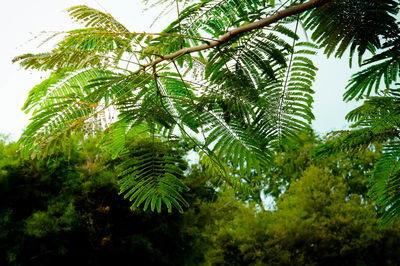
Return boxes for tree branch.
[143,0,333,69]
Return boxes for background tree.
[3,133,400,265]
[0,135,218,265]
[202,148,400,265]
[265,133,379,198]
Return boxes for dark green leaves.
[371,140,400,225]
[15,1,340,214]
[117,138,189,213]
[303,0,399,59]
[315,93,400,224]
[344,36,400,101]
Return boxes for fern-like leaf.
[117,138,189,213]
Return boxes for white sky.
[0,0,360,140]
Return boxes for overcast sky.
[0,0,360,140]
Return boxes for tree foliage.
[204,166,400,265]
[2,134,400,265]
[312,0,400,223]
[13,0,400,220]
[0,136,216,265]
[265,133,379,199]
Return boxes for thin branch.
[277,14,300,140]
[142,0,333,69]
[175,0,183,49]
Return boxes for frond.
[67,5,130,32]
[302,0,399,59]
[256,42,317,142]
[371,140,400,225]
[12,6,137,72]
[201,106,272,175]
[19,69,111,156]
[102,121,150,159]
[313,92,400,224]
[117,137,189,213]
[346,96,400,129]
[13,30,134,72]
[314,95,400,157]
[22,69,112,113]
[344,35,400,101]
[13,51,105,72]
[18,68,152,156]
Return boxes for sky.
[0,0,361,141]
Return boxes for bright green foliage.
[14,0,400,218]
[0,135,19,175]
[15,1,322,212]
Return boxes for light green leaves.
[15,2,326,214]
